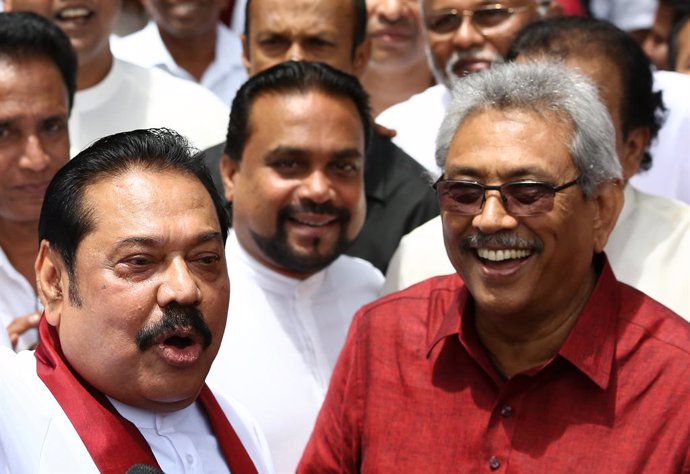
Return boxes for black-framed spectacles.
[433,176,582,216]
[426,4,530,35]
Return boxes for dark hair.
[507,16,665,172]
[669,13,690,70]
[244,0,367,58]
[224,60,372,161]
[0,12,77,111]
[38,128,230,301]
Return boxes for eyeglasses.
[433,176,581,216]
[426,4,530,35]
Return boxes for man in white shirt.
[112,0,247,105]
[384,17,690,320]
[0,128,274,473]
[376,0,561,175]
[5,0,230,155]
[207,61,384,473]
[0,12,74,350]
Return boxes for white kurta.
[69,58,230,157]
[207,231,383,473]
[376,84,448,178]
[0,348,275,474]
[383,186,690,320]
[0,246,41,351]
[112,22,247,105]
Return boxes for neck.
[158,26,216,82]
[474,267,597,379]
[77,47,114,90]
[361,58,434,117]
[0,219,39,293]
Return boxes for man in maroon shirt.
[299,61,690,472]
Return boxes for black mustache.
[279,201,351,222]
[136,302,212,352]
[461,231,544,253]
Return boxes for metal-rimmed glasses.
[433,176,582,216]
[426,4,531,36]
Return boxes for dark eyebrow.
[265,146,363,161]
[114,231,223,250]
[332,148,363,161]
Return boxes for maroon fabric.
[299,258,690,472]
[35,318,258,474]
[555,0,586,16]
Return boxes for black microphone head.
[126,464,165,474]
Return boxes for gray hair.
[435,61,622,197]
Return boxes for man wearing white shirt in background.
[0,128,274,473]
[207,61,383,473]
[384,17,690,320]
[6,0,231,155]
[112,0,247,105]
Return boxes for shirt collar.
[426,255,618,389]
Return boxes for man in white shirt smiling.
[0,128,274,473]
[207,61,383,473]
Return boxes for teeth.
[59,7,90,19]
[477,248,531,262]
[292,216,335,226]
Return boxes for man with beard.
[300,62,690,473]
[206,61,383,473]
[376,0,561,175]
[0,128,274,473]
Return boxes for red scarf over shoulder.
[34,317,258,474]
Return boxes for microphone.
[126,464,165,474]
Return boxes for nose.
[378,0,405,22]
[18,135,50,172]
[296,170,333,204]
[157,257,201,308]
[286,43,306,61]
[471,191,519,234]
[451,13,485,50]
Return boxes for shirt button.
[500,404,513,418]
[489,456,501,471]
[186,454,194,465]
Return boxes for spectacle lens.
[426,5,526,35]
[434,177,581,216]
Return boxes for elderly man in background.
[377,0,561,174]
[5,0,230,155]
[0,128,273,473]
[300,61,690,472]
[0,12,74,350]
[383,17,690,320]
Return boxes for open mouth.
[290,214,338,227]
[154,327,204,367]
[55,6,94,26]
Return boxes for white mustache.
[445,48,504,78]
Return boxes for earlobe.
[220,154,239,204]
[352,39,372,77]
[619,127,650,181]
[35,240,65,327]
[591,180,624,253]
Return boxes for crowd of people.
[0,0,688,472]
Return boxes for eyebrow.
[114,231,223,250]
[266,146,363,161]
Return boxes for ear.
[35,240,68,328]
[591,180,624,253]
[619,126,650,181]
[241,33,252,75]
[352,38,372,77]
[220,153,240,204]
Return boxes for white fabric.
[0,347,274,474]
[630,71,690,205]
[589,0,656,31]
[69,58,230,157]
[383,186,690,319]
[207,230,383,473]
[376,84,448,178]
[0,246,41,351]
[112,22,247,105]
[231,0,248,37]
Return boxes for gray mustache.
[461,231,544,253]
